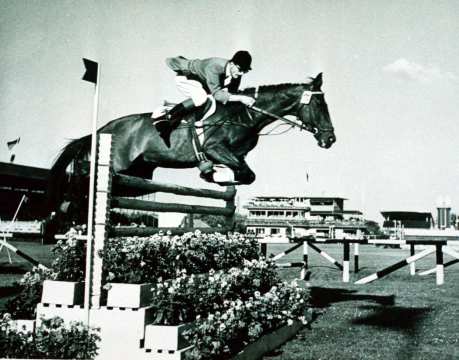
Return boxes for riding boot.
[156,99,195,147]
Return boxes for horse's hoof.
[214,181,241,186]
[199,171,214,183]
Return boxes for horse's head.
[296,73,336,149]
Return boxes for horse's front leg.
[205,146,256,185]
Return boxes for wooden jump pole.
[112,174,237,235]
[111,197,235,216]
[114,174,235,201]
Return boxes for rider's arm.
[228,93,256,107]
[205,63,255,106]
[205,64,231,104]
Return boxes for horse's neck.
[251,89,300,133]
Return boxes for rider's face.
[229,62,244,78]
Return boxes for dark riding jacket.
[166,56,241,104]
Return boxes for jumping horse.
[47,73,336,219]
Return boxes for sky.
[1,0,459,224]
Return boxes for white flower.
[287,319,294,326]
[299,316,308,325]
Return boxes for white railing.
[0,220,42,234]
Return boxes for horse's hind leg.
[120,156,154,180]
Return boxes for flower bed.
[183,281,310,360]
[6,231,260,319]
[0,314,100,359]
[149,259,279,325]
[100,231,259,284]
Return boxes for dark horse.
[47,73,335,223]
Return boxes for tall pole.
[84,61,101,322]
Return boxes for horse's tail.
[46,134,92,215]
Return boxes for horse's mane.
[241,80,313,96]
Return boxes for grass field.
[266,243,459,360]
[1,240,458,359]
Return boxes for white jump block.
[41,280,84,305]
[36,303,156,360]
[36,303,86,327]
[92,306,155,360]
[144,323,193,351]
[106,283,155,308]
[144,345,194,360]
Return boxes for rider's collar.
[225,62,231,78]
[300,90,323,105]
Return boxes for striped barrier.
[260,240,309,280]
[261,236,458,286]
[307,242,343,271]
[419,246,459,277]
[355,247,437,285]
[0,236,48,269]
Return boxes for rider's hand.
[239,96,256,107]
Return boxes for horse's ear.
[312,73,323,90]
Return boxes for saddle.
[151,98,237,184]
[151,97,214,164]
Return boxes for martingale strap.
[191,122,208,162]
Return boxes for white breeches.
[175,76,208,106]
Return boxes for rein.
[249,90,334,134]
[249,105,308,131]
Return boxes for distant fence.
[0,220,42,234]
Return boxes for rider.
[154,50,256,147]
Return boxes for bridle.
[250,90,334,135]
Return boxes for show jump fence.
[96,134,236,238]
[87,133,236,307]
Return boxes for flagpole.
[84,62,101,323]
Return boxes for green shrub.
[5,267,56,320]
[51,238,86,281]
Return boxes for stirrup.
[159,127,172,148]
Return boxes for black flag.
[10,154,15,163]
[7,137,20,150]
[82,58,98,84]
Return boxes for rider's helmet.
[231,50,252,72]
